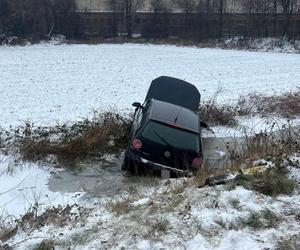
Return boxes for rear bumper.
[140,157,192,175]
[124,150,193,175]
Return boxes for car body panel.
[123,76,203,176]
[145,76,201,112]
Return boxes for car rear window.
[138,121,200,152]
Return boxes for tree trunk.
[218,0,223,41]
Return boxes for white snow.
[1,43,300,128]
[0,43,300,249]
[0,155,81,217]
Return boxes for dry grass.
[238,89,300,117]
[19,204,89,231]
[191,164,238,188]
[2,90,299,171]
[276,235,300,250]
[215,208,280,231]
[14,112,131,166]
[200,89,300,127]
[227,120,300,167]
[0,205,89,248]
[0,222,17,243]
[151,218,169,233]
[233,167,295,197]
[107,197,134,216]
[199,91,238,127]
[32,240,55,250]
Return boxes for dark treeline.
[0,0,300,41]
[0,0,80,40]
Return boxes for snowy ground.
[0,44,300,249]
[1,154,300,250]
[1,43,300,127]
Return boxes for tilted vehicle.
[122,76,204,177]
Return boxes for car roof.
[148,99,200,133]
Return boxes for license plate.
[161,170,170,179]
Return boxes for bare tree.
[218,0,224,40]
[150,0,168,12]
[279,0,297,36]
[54,0,78,38]
[117,0,144,37]
[176,0,197,14]
[175,0,197,36]
[143,0,169,37]
[108,0,119,36]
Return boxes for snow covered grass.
[1,43,300,249]
[221,37,300,54]
[2,161,299,249]
[0,152,299,249]
[237,89,300,118]
[227,122,300,164]
[200,88,300,127]
[1,43,300,128]
[0,88,298,168]
[1,111,131,167]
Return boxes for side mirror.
[132,102,141,108]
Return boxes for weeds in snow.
[238,89,300,118]
[226,118,299,173]
[0,219,17,243]
[8,112,131,166]
[276,235,300,250]
[151,218,169,234]
[199,89,238,126]
[233,167,295,197]
[0,204,90,249]
[107,197,135,216]
[228,198,240,209]
[32,239,56,250]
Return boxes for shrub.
[237,89,300,117]
[242,211,264,229]
[16,112,131,165]
[237,209,280,230]
[151,218,169,233]
[235,168,295,197]
[32,240,55,250]
[108,197,134,216]
[276,235,300,250]
[199,99,238,127]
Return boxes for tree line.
[0,0,299,40]
[109,0,300,39]
[0,0,79,39]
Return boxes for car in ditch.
[122,76,204,177]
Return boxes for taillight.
[192,157,203,168]
[132,139,142,149]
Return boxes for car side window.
[133,107,143,130]
[136,108,143,126]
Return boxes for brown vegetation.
[233,167,295,197]
[107,197,134,216]
[16,112,131,166]
[276,235,300,250]
[238,89,300,117]
[199,99,238,126]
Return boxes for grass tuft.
[15,112,131,166]
[276,235,300,250]
[234,167,295,197]
[107,197,134,216]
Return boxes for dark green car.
[122,76,204,177]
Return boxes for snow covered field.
[1,43,300,127]
[0,44,300,249]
